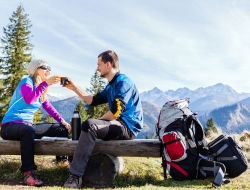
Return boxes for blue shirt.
[91,73,143,136]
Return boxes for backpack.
[207,134,248,178]
[156,99,230,188]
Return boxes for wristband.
[61,119,66,125]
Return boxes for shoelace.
[68,173,78,184]
[30,171,38,180]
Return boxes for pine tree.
[151,132,157,139]
[205,118,218,137]
[0,70,2,92]
[33,108,43,123]
[86,71,109,118]
[0,5,33,121]
[75,100,88,122]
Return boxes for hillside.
[198,102,250,134]
[137,101,161,138]
[49,96,81,121]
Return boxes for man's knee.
[81,119,96,133]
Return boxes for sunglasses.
[38,65,51,71]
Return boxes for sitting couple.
[0,50,143,188]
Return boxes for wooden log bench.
[0,139,161,186]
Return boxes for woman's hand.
[45,76,60,86]
[61,120,71,133]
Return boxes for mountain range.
[140,83,250,113]
[46,83,250,138]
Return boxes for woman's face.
[36,63,51,81]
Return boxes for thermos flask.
[71,110,81,140]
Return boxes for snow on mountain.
[140,83,250,112]
[139,87,164,102]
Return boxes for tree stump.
[83,152,124,187]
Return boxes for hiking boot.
[62,159,70,167]
[55,156,70,166]
[64,172,82,189]
[23,170,43,186]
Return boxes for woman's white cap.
[27,59,47,76]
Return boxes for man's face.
[97,57,109,78]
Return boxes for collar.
[109,72,120,84]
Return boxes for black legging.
[0,123,68,172]
[33,123,68,139]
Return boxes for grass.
[0,131,249,190]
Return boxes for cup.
[60,77,69,85]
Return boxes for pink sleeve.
[21,81,48,104]
[42,99,63,123]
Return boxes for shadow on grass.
[112,172,213,188]
[0,159,214,189]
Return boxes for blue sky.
[1,0,250,98]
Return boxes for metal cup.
[60,77,69,85]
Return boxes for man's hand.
[61,77,94,104]
[62,78,76,90]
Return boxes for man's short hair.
[98,50,119,69]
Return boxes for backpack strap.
[188,119,196,143]
[196,158,204,178]
[212,166,225,188]
[217,156,238,161]
[212,144,228,156]
[199,153,214,161]
[181,118,188,139]
[182,117,197,149]
[160,139,167,179]
[166,161,189,177]
[212,143,238,161]
[197,158,230,188]
[188,115,208,151]
[162,156,167,179]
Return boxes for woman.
[0,59,71,186]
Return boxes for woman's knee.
[21,125,35,137]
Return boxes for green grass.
[0,155,249,190]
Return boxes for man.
[63,50,143,188]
